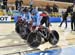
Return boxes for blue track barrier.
[14,16,71,23]
[49,17,61,23]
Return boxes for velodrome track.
[0,23,75,55]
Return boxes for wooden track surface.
[0,23,75,55]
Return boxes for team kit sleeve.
[21,14,26,20]
[29,12,32,22]
[36,13,41,26]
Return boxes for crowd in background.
[0,0,75,31]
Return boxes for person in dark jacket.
[45,3,52,14]
[71,4,75,31]
[3,0,8,9]
[18,0,23,8]
[59,5,73,29]
[15,0,23,10]
[59,11,68,28]
[15,0,19,10]
[71,12,75,31]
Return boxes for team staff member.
[71,4,75,31]
[59,5,73,29]
[59,11,68,28]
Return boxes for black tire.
[20,28,31,40]
[48,30,59,45]
[20,32,27,40]
[27,32,41,48]
[15,24,20,33]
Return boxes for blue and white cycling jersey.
[21,12,32,23]
[32,12,41,26]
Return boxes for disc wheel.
[48,30,59,45]
[27,32,41,48]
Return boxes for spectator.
[52,4,58,17]
[3,0,8,9]
[15,0,19,10]
[18,0,23,9]
[29,0,33,9]
[53,4,58,12]
[0,0,3,9]
[45,3,52,14]
[15,0,23,10]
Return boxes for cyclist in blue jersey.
[21,8,32,24]
[32,12,41,26]
[31,9,42,30]
[18,8,32,29]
